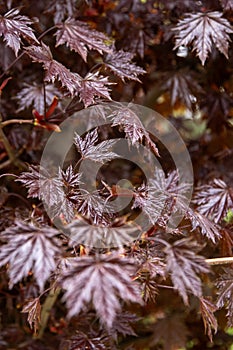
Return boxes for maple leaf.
[136,262,164,302]
[74,128,119,163]
[78,72,112,107]
[216,268,233,326]
[136,247,166,279]
[17,165,64,207]
[173,11,233,65]
[0,8,39,56]
[15,83,62,114]
[161,238,209,304]
[104,49,146,82]
[51,195,75,223]
[133,169,191,225]
[66,216,139,248]
[200,89,233,131]
[159,70,203,109]
[45,0,78,24]
[55,18,112,62]
[110,311,139,339]
[59,254,143,328]
[193,179,233,223]
[187,209,221,242]
[199,297,218,342]
[21,298,41,333]
[109,105,159,156]
[58,165,82,189]
[122,27,146,59]
[70,188,114,225]
[69,331,107,350]
[220,0,233,11]
[150,314,189,350]
[0,220,61,291]
[46,165,82,223]
[25,43,81,95]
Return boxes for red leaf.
[32,96,61,132]
[0,77,12,95]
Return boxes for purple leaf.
[21,298,41,333]
[220,0,233,11]
[0,8,39,56]
[162,238,209,304]
[193,179,233,223]
[104,49,146,82]
[45,0,78,24]
[25,43,81,96]
[55,18,112,62]
[199,297,218,342]
[186,208,221,243]
[109,105,159,156]
[173,11,233,65]
[15,83,62,114]
[59,254,143,328]
[74,128,119,163]
[17,165,64,206]
[216,268,233,326]
[0,220,62,291]
[78,72,112,107]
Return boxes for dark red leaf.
[173,11,233,65]
[0,220,62,291]
[55,18,112,62]
[59,254,143,328]
[193,179,233,223]
[0,8,39,56]
[162,238,209,304]
[104,48,146,82]
[199,297,218,342]
[21,298,41,333]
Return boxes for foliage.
[0,1,233,349]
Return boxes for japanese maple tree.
[0,1,233,349]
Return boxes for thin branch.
[0,26,57,80]
[43,80,47,118]
[35,287,61,339]
[0,132,26,169]
[0,52,25,80]
[0,119,33,127]
[0,159,11,170]
[0,121,17,164]
[205,257,233,266]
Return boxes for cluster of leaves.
[0,0,233,349]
